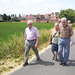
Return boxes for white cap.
[67,20,71,23]
[58,19,61,21]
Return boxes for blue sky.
[0,0,75,15]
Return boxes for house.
[20,12,59,23]
[45,12,59,22]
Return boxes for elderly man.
[58,18,74,66]
[23,20,40,66]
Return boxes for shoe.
[23,62,28,66]
[36,58,40,61]
[59,61,63,65]
[62,63,67,66]
[34,58,41,62]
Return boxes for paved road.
[9,35,75,75]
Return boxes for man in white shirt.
[23,20,40,66]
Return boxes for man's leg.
[32,47,40,60]
[58,44,63,62]
[63,39,70,63]
[24,42,30,64]
[31,41,40,60]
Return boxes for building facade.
[20,12,59,23]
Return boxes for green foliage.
[46,21,49,23]
[20,18,26,20]
[7,15,11,21]
[1,14,11,21]
[0,20,4,22]
[59,8,75,23]
[2,13,7,21]
[10,18,20,22]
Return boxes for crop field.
[0,22,54,60]
[0,22,54,42]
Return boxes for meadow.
[0,22,54,60]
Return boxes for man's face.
[27,22,32,28]
[61,20,67,26]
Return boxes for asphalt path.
[9,33,75,75]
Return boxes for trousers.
[24,40,40,63]
[58,37,70,63]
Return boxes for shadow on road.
[67,59,75,66]
[29,59,55,66]
[73,42,75,44]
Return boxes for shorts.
[51,43,58,52]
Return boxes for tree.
[11,14,19,22]
[58,8,75,23]
[7,15,11,21]
[19,14,21,18]
[2,13,7,21]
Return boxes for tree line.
[0,14,22,22]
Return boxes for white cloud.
[42,0,75,14]
[0,0,10,3]
[33,0,42,3]
[12,0,42,5]
[17,0,30,5]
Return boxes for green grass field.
[0,22,54,42]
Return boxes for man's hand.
[70,41,73,46]
[35,43,38,48]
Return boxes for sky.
[0,0,75,15]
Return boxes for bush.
[46,21,49,23]
[0,20,4,22]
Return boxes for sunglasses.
[28,24,32,25]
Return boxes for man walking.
[58,18,74,66]
[23,20,40,66]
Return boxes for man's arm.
[35,37,39,48]
[35,28,39,48]
[70,26,74,46]
[24,29,26,40]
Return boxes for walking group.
[23,17,74,66]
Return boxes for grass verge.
[0,28,52,75]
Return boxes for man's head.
[27,20,33,28]
[61,18,67,27]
